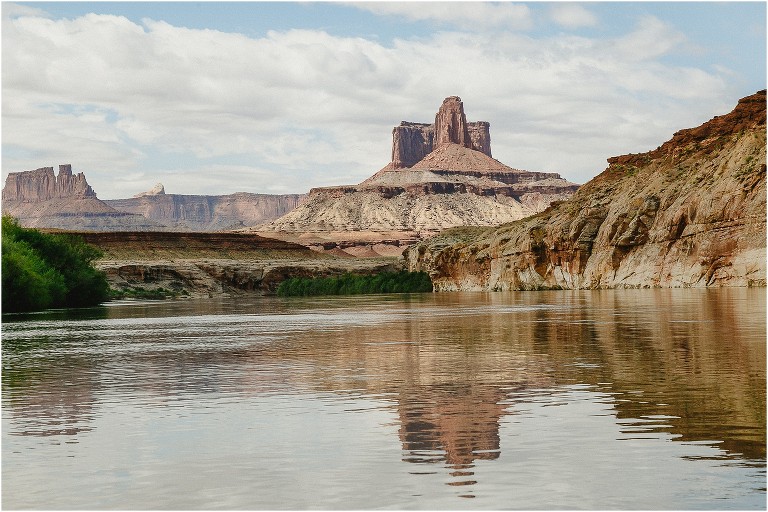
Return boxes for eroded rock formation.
[2,164,95,201]
[391,97,492,168]
[2,165,304,231]
[392,122,434,169]
[262,96,577,246]
[405,90,767,289]
[1,165,162,230]
[133,183,165,197]
[80,231,402,295]
[434,95,472,149]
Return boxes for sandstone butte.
[1,164,163,231]
[257,96,579,255]
[405,90,767,290]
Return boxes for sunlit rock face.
[433,95,472,150]
[405,90,767,289]
[133,183,165,198]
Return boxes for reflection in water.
[3,358,96,437]
[2,289,765,509]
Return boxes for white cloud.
[548,3,598,29]
[352,1,533,31]
[1,9,739,199]
[612,15,687,61]
[1,1,48,20]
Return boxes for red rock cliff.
[406,90,767,289]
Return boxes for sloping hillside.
[405,90,766,290]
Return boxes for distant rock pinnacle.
[134,183,166,198]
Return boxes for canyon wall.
[405,90,767,289]
[2,165,304,231]
[105,192,304,231]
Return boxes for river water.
[2,289,765,509]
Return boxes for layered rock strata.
[2,165,304,231]
[78,231,402,295]
[105,192,304,231]
[405,90,767,289]
[262,96,578,246]
[2,165,162,230]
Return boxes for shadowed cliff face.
[405,90,767,289]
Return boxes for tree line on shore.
[2,216,110,312]
[277,270,433,296]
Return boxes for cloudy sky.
[3,1,766,199]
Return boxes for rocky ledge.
[75,231,402,296]
[405,90,767,289]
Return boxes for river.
[2,288,765,509]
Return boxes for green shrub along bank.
[2,216,110,312]
[277,270,433,297]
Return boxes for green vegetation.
[2,216,110,312]
[277,270,433,297]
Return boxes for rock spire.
[433,96,472,149]
[391,96,492,168]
